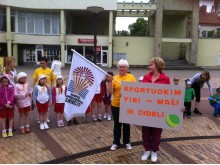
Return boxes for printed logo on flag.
[67,66,94,99]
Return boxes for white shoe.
[57,121,61,128]
[151,151,158,163]
[47,118,50,123]
[107,115,111,121]
[44,122,49,129]
[110,144,119,151]
[40,123,44,130]
[125,143,132,150]
[141,151,151,161]
[103,113,107,119]
[60,120,65,127]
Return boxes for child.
[52,75,66,127]
[184,81,195,118]
[33,74,52,130]
[209,87,220,117]
[102,71,114,121]
[139,76,143,82]
[91,85,103,121]
[15,72,32,134]
[173,77,179,85]
[0,75,15,138]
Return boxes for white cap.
[139,76,143,81]
[56,75,63,80]
[186,81,192,85]
[17,72,27,81]
[38,74,46,81]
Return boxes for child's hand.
[181,106,186,112]
[25,93,30,97]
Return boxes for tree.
[128,18,148,36]
[115,30,130,36]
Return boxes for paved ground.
[0,66,220,164]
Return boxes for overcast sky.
[116,0,150,31]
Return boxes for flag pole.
[71,49,121,84]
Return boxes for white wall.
[1,0,117,10]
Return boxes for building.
[1,0,220,68]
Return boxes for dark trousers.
[184,102,192,116]
[191,82,201,102]
[142,126,163,152]
[111,105,130,145]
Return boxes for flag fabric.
[64,50,107,121]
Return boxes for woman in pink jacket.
[15,72,32,134]
[141,57,170,163]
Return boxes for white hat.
[17,72,27,81]
[56,75,63,80]
[139,76,143,81]
[38,74,46,81]
[186,81,192,85]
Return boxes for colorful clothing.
[33,68,54,86]
[0,84,15,109]
[15,83,32,108]
[184,88,195,102]
[111,74,136,107]
[142,72,170,152]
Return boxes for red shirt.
[142,72,170,84]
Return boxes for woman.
[187,70,212,115]
[141,57,170,163]
[107,59,136,151]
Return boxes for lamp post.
[87,6,104,65]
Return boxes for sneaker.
[44,122,49,129]
[25,127,30,133]
[57,121,61,128]
[72,119,80,125]
[2,132,7,138]
[194,108,202,115]
[92,115,97,122]
[141,151,151,161]
[107,115,111,121]
[47,118,50,123]
[103,113,107,119]
[125,143,132,150]
[110,144,119,151]
[151,151,158,163]
[60,120,65,127]
[40,123,44,130]
[187,115,191,118]
[20,128,25,134]
[97,114,102,121]
[8,130,13,137]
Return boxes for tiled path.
[0,67,220,164]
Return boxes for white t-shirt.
[51,60,62,76]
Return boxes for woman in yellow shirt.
[107,59,136,151]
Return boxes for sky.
[199,0,214,12]
[116,0,150,31]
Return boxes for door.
[101,50,108,67]
[35,45,43,64]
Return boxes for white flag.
[64,50,107,121]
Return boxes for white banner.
[64,50,107,121]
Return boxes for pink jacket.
[15,83,32,108]
[0,84,15,109]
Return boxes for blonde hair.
[4,57,15,74]
[149,57,165,73]
[117,59,129,68]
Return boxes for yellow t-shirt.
[111,74,136,107]
[33,67,54,85]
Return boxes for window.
[14,10,60,35]
[11,9,15,32]
[0,8,6,32]
[18,11,26,33]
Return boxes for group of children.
[173,77,220,118]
